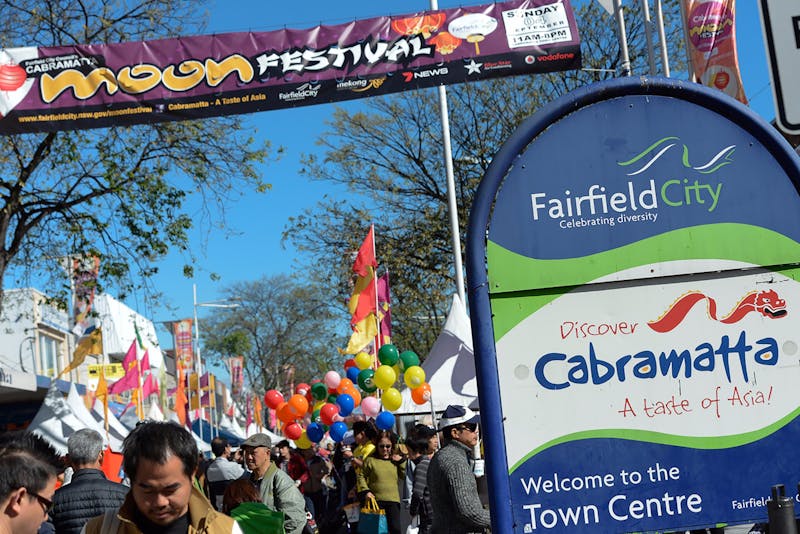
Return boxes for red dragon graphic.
[648,289,787,333]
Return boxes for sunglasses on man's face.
[27,490,54,514]
[457,423,478,433]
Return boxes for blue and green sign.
[467,77,800,533]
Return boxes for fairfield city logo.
[529,136,734,226]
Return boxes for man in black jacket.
[51,429,128,534]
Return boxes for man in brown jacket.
[80,421,241,534]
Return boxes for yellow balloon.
[313,400,327,412]
[404,366,426,389]
[373,364,397,390]
[381,387,402,412]
[295,430,312,449]
[355,351,373,370]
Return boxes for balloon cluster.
[262,343,431,445]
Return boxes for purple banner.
[0,0,580,135]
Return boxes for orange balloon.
[287,394,309,417]
[411,382,432,405]
[347,387,362,407]
[336,378,354,394]
[278,402,295,423]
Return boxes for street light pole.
[193,284,203,442]
[192,284,240,444]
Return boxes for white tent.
[245,423,285,444]
[66,384,124,452]
[398,294,479,414]
[146,402,166,421]
[90,398,129,450]
[219,414,246,439]
[118,403,139,430]
[165,411,212,453]
[28,384,91,454]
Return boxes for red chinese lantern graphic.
[0,63,26,91]
[391,13,446,38]
[428,32,462,55]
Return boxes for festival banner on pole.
[172,319,194,368]
[682,0,747,104]
[229,356,244,396]
[71,255,100,336]
[0,0,580,135]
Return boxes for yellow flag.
[60,328,103,377]
[95,369,109,432]
[339,313,378,355]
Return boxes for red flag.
[348,226,378,327]
[353,226,377,277]
[108,341,139,394]
[142,373,159,397]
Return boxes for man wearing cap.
[240,433,307,534]
[427,405,491,534]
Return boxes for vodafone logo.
[525,55,536,64]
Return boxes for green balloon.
[311,382,328,400]
[327,394,339,404]
[399,350,420,371]
[358,368,377,393]
[378,344,399,366]
[312,409,321,423]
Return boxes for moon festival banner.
[0,0,580,135]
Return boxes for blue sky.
[133,0,777,360]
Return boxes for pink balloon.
[324,370,341,389]
[361,396,380,418]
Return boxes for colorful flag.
[253,395,264,429]
[229,356,244,395]
[71,255,100,336]
[348,226,378,327]
[159,364,168,415]
[141,370,159,397]
[94,367,109,431]
[172,319,194,368]
[61,326,103,377]
[340,313,379,355]
[175,362,189,427]
[108,341,141,394]
[133,321,144,349]
[682,0,747,104]
[377,272,392,345]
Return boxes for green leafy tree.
[199,274,340,397]
[0,0,275,312]
[283,1,687,356]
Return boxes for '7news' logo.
[402,67,449,82]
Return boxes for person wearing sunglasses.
[427,405,491,534]
[0,431,63,534]
[356,430,406,534]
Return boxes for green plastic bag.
[230,501,285,534]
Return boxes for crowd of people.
[0,404,491,534]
